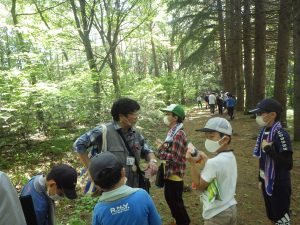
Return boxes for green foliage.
[57,196,98,225]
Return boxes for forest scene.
[0,0,300,225]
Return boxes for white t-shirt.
[200,151,237,220]
[208,94,216,104]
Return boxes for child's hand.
[186,142,204,164]
[185,148,194,163]
[155,139,163,148]
[199,151,208,163]
[262,140,273,149]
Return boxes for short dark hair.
[172,112,184,123]
[93,164,123,190]
[275,112,281,121]
[111,98,140,121]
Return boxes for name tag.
[126,156,135,166]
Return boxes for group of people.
[0,97,293,225]
[197,92,237,120]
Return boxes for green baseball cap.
[160,104,185,120]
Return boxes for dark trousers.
[209,104,215,114]
[197,101,202,108]
[262,180,291,223]
[164,179,190,225]
[227,107,234,119]
[217,104,223,114]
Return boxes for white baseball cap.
[196,117,233,135]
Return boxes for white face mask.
[256,115,268,127]
[204,138,222,153]
[163,116,171,126]
[48,193,63,201]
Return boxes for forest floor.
[152,107,300,225]
[1,106,300,225]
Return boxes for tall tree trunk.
[11,0,24,47]
[223,0,235,94]
[110,46,121,97]
[274,0,292,127]
[253,0,266,104]
[243,0,254,112]
[225,0,235,94]
[150,23,159,77]
[217,0,228,91]
[234,0,244,111]
[179,49,185,105]
[167,24,175,74]
[294,0,300,140]
[70,0,100,100]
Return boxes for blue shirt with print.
[92,189,161,225]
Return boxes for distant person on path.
[197,95,203,109]
[208,92,217,114]
[0,171,27,225]
[89,151,161,225]
[216,95,224,115]
[20,164,78,225]
[156,104,190,225]
[73,98,157,192]
[249,98,293,225]
[225,94,236,120]
[223,92,229,112]
[204,94,209,109]
[186,117,237,225]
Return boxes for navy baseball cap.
[47,164,78,199]
[249,98,283,114]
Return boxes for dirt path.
[152,106,300,225]
[3,106,298,224]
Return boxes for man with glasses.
[20,164,78,225]
[74,98,157,190]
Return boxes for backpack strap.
[101,124,107,152]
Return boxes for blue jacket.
[20,175,53,225]
[226,98,236,108]
[92,189,161,225]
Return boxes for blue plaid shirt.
[73,121,153,159]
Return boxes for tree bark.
[217,0,228,92]
[150,23,160,77]
[225,0,236,94]
[223,0,234,93]
[11,0,24,46]
[243,0,254,112]
[69,0,100,99]
[294,0,300,140]
[293,0,300,141]
[273,0,292,127]
[253,0,266,104]
[234,0,244,111]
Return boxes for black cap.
[89,152,123,185]
[249,98,283,114]
[47,164,78,199]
